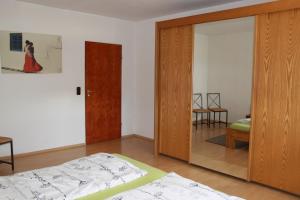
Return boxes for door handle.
[87,90,96,97]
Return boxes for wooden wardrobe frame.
[154,0,300,180]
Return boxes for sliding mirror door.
[190,17,255,179]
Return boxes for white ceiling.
[195,17,254,35]
[17,0,244,21]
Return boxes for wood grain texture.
[158,25,193,161]
[154,23,160,156]
[250,9,300,195]
[157,0,300,29]
[85,42,122,144]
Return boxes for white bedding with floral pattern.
[107,173,244,200]
[0,153,147,200]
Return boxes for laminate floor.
[191,123,249,179]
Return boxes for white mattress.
[107,172,244,200]
[0,153,147,200]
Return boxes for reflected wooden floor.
[191,123,249,179]
[0,136,298,200]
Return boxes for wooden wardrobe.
[155,0,300,195]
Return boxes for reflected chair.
[207,93,228,127]
[193,93,210,129]
[0,136,14,171]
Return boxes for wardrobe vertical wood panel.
[251,9,300,195]
[158,25,193,161]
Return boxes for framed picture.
[0,31,62,74]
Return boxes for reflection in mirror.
[191,16,254,179]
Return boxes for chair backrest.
[193,93,203,109]
[207,93,221,109]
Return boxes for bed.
[0,153,244,200]
[0,153,147,200]
[80,155,243,200]
[226,118,251,149]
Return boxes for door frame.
[85,41,122,144]
[154,0,300,180]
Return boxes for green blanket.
[78,154,166,200]
[230,118,251,132]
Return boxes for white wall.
[0,0,136,155]
[206,31,254,122]
[134,0,271,139]
[193,33,208,108]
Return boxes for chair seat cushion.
[0,137,12,145]
[193,108,210,113]
[208,108,227,112]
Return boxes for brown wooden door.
[85,42,121,144]
[157,25,193,161]
[250,9,300,195]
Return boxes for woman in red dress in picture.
[23,40,43,73]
